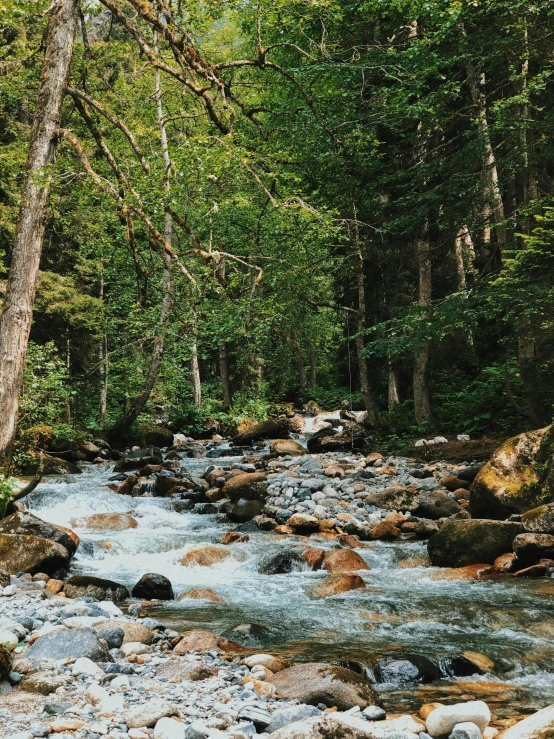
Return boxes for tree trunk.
[219,343,232,410]
[0,0,79,467]
[517,329,548,427]
[190,310,201,409]
[292,335,307,396]
[98,269,108,426]
[309,344,317,388]
[353,216,380,427]
[459,21,506,251]
[413,237,433,425]
[387,361,400,409]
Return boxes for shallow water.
[26,454,554,714]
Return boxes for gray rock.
[449,723,483,739]
[185,720,208,739]
[26,628,110,663]
[267,705,321,733]
[361,706,386,721]
[96,627,124,649]
[237,705,272,729]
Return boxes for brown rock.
[115,473,138,496]
[270,439,307,456]
[48,718,84,732]
[206,488,224,502]
[73,512,138,531]
[453,488,471,501]
[242,654,288,672]
[304,548,325,570]
[460,651,494,673]
[318,519,336,532]
[242,675,277,697]
[336,534,367,549]
[365,453,384,466]
[221,531,249,544]
[513,532,554,566]
[325,467,345,478]
[494,553,518,573]
[179,545,232,567]
[95,620,153,644]
[396,556,429,569]
[431,564,497,581]
[324,549,370,574]
[288,513,319,533]
[45,578,64,594]
[313,575,366,598]
[267,662,379,710]
[368,521,401,541]
[419,703,444,720]
[274,525,294,535]
[0,645,11,678]
[0,534,70,576]
[173,630,245,654]
[64,575,130,601]
[156,660,218,681]
[401,522,418,533]
[0,512,79,555]
[385,512,407,526]
[177,588,225,602]
[428,519,523,567]
[223,473,268,502]
[440,476,470,491]
[21,672,68,695]
[206,468,226,484]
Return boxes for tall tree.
[0,0,79,466]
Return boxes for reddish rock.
[324,549,370,574]
[313,575,366,598]
[177,588,225,602]
[179,545,233,567]
[173,630,245,654]
[304,547,325,570]
[368,521,401,541]
[221,531,249,544]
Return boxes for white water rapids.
[24,445,554,714]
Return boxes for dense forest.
[1,0,554,468]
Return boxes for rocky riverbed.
[1,415,554,738]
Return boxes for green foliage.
[0,475,15,518]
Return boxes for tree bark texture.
[219,342,232,410]
[413,238,433,425]
[0,0,79,466]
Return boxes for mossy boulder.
[0,533,71,575]
[470,427,553,519]
[521,502,554,534]
[428,519,523,567]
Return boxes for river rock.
[173,630,245,654]
[512,533,554,566]
[313,574,366,597]
[427,520,523,567]
[368,521,400,540]
[96,626,124,649]
[233,419,288,445]
[502,704,554,739]
[364,485,418,512]
[115,454,163,472]
[227,498,265,522]
[0,533,70,575]
[304,548,325,570]
[270,439,307,456]
[447,723,482,739]
[0,512,79,555]
[425,701,490,738]
[132,572,174,600]
[74,512,138,531]
[0,646,11,678]
[38,453,82,475]
[259,550,306,574]
[126,702,178,729]
[324,549,369,573]
[179,545,232,567]
[20,671,69,694]
[223,472,268,502]
[521,502,554,533]
[153,717,186,739]
[26,628,110,662]
[95,620,153,644]
[64,575,130,601]
[242,654,288,672]
[288,513,319,533]
[414,491,462,520]
[266,705,322,734]
[177,588,225,602]
[267,662,378,710]
[470,427,551,519]
[156,660,217,681]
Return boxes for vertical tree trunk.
[353,215,380,427]
[413,237,433,425]
[387,361,400,409]
[292,336,307,396]
[309,344,317,388]
[219,343,232,410]
[98,268,108,426]
[190,310,201,409]
[0,0,79,466]
[459,20,506,250]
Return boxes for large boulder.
[413,491,462,520]
[512,533,554,566]
[41,453,82,475]
[233,419,289,445]
[173,630,245,654]
[0,512,79,555]
[132,573,174,600]
[267,663,378,710]
[521,502,554,534]
[269,714,375,739]
[179,545,232,567]
[227,498,265,523]
[323,550,369,574]
[428,520,523,567]
[64,575,130,601]
[26,628,110,662]
[0,533,70,575]
[364,485,418,512]
[223,473,268,502]
[135,425,174,448]
[502,704,554,739]
[470,427,552,519]
[95,620,153,644]
[270,439,307,456]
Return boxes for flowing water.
[25,445,554,715]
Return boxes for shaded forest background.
[1,0,554,466]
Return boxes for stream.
[24,442,554,717]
